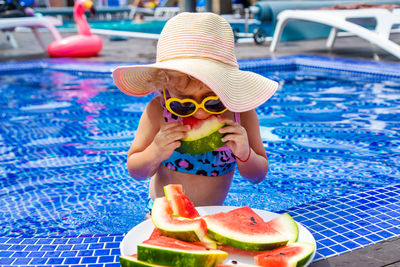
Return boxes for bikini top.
[160,99,238,177]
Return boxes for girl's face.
[164,71,221,120]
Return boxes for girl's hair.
[147,69,197,94]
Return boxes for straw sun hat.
[112,12,278,112]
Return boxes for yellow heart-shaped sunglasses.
[162,86,227,117]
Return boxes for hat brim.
[112,58,278,112]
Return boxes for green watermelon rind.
[137,243,228,267]
[119,255,166,267]
[151,198,206,242]
[289,242,315,267]
[205,228,288,251]
[176,130,226,155]
[269,213,299,243]
[255,242,315,267]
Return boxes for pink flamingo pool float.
[47,0,103,57]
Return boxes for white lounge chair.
[270,8,400,59]
[0,16,62,50]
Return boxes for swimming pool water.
[0,57,399,238]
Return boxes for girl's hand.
[152,122,190,160]
[217,116,250,161]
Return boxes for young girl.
[112,12,278,209]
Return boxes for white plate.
[120,206,316,266]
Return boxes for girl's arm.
[218,110,268,184]
[127,97,189,180]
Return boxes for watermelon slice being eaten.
[254,242,315,267]
[176,116,226,155]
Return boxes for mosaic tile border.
[0,183,399,265]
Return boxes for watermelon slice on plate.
[137,236,228,267]
[254,242,315,267]
[202,207,290,251]
[151,197,207,242]
[176,116,226,155]
[164,184,200,219]
[120,254,167,267]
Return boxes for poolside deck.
[1,30,400,63]
[1,30,400,267]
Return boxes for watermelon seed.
[231,260,237,264]
[250,216,257,225]
[280,253,285,256]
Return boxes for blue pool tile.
[105,242,119,249]
[52,238,68,244]
[36,239,53,245]
[319,238,336,247]
[95,249,111,256]
[89,243,104,249]
[366,234,383,242]
[100,237,114,242]
[47,258,64,264]
[64,257,81,264]
[21,239,37,245]
[84,237,99,243]
[330,244,349,254]
[318,247,336,257]
[0,251,13,257]
[56,244,73,251]
[13,251,29,257]
[24,245,41,251]
[342,240,360,250]
[78,250,94,256]
[376,230,395,239]
[61,251,78,257]
[331,225,348,234]
[40,245,57,251]
[28,252,45,257]
[99,256,115,263]
[0,258,15,265]
[320,229,337,238]
[6,238,23,244]
[81,256,98,264]
[342,231,360,239]
[8,245,26,251]
[68,238,84,244]
[354,237,372,246]
[44,251,62,257]
[73,244,89,250]
[365,225,383,233]
[376,221,394,229]
[0,238,9,243]
[30,257,47,264]
[353,228,371,236]
[330,235,349,243]
[111,248,120,255]
[387,227,400,235]
[105,263,120,267]
[13,258,31,265]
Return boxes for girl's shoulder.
[144,96,164,121]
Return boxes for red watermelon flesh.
[143,236,211,251]
[182,116,204,130]
[202,207,289,251]
[205,207,276,234]
[254,242,315,267]
[164,184,200,219]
